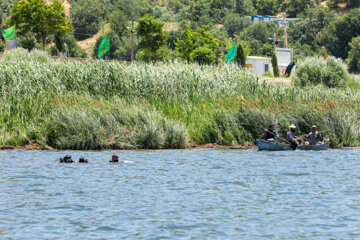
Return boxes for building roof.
[247,56,271,61]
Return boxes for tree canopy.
[175,25,220,64]
[6,0,72,49]
[320,9,360,59]
[136,14,168,62]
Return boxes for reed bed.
[0,48,359,149]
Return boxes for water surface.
[0,149,360,239]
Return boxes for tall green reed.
[0,49,358,149]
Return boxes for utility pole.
[283,14,288,48]
[221,35,224,57]
[131,17,135,62]
[273,27,278,52]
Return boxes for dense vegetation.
[1,0,359,69]
[0,49,359,149]
[293,56,349,87]
[0,1,359,149]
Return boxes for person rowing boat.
[263,124,279,141]
[286,124,301,150]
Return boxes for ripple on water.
[0,149,360,239]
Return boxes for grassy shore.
[0,49,359,150]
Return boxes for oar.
[264,129,290,144]
[265,129,297,150]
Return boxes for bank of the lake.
[0,49,359,150]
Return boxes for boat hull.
[256,139,329,151]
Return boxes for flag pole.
[108,37,110,60]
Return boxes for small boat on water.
[256,139,330,151]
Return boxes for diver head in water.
[110,155,119,163]
[79,157,88,163]
[60,155,74,163]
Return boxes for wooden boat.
[256,139,329,151]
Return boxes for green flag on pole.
[2,25,16,43]
[97,37,110,58]
[225,44,236,64]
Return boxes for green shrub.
[0,39,5,52]
[272,53,279,77]
[2,48,49,63]
[45,105,188,150]
[190,46,216,65]
[18,36,36,51]
[347,36,360,73]
[236,43,246,68]
[263,71,273,77]
[293,56,349,88]
[50,35,87,58]
[47,109,110,150]
[163,119,188,149]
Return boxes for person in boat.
[110,155,119,163]
[304,125,322,145]
[263,124,279,141]
[286,124,300,149]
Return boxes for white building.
[275,48,295,76]
[251,15,298,27]
[246,56,273,75]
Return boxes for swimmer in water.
[78,157,88,163]
[60,155,73,163]
[110,155,119,163]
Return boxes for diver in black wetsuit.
[60,155,89,163]
[110,155,119,163]
[60,155,74,163]
[79,157,88,163]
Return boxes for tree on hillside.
[347,36,360,72]
[280,0,321,17]
[0,0,13,25]
[347,0,360,7]
[71,0,105,40]
[224,13,252,37]
[235,0,255,16]
[6,0,72,49]
[175,25,220,64]
[113,0,151,19]
[175,25,194,62]
[236,43,246,67]
[327,0,360,8]
[320,9,360,59]
[168,0,196,14]
[136,14,168,62]
[256,0,279,15]
[237,21,277,56]
[109,9,128,38]
[289,6,336,45]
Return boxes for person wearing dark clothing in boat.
[263,125,279,141]
[286,124,300,149]
[304,125,322,145]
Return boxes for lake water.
[0,149,360,239]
